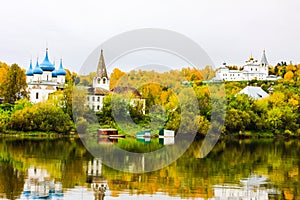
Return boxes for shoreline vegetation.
[0,130,298,140]
[1,62,300,138]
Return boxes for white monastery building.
[213,51,280,81]
[26,48,67,103]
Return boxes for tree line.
[0,61,299,136]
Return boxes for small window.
[103,78,106,84]
[97,78,101,84]
[92,97,95,101]
[36,93,39,99]
[97,105,100,110]
[97,97,100,102]
[87,97,89,101]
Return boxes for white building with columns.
[213,51,280,81]
[26,48,67,103]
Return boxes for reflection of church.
[213,175,280,200]
[86,159,108,189]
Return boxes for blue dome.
[56,59,67,76]
[40,49,55,71]
[52,70,57,77]
[33,60,43,75]
[25,60,34,76]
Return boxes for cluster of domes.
[26,49,66,77]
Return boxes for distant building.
[213,51,280,81]
[26,48,67,103]
[86,50,145,113]
[237,86,269,100]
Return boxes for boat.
[136,137,151,144]
[98,128,118,135]
[159,137,175,145]
[159,129,175,137]
[136,130,151,138]
[98,128,125,139]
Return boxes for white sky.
[1,0,300,73]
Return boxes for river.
[0,136,299,199]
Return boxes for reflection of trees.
[0,161,24,200]
[98,139,300,199]
[0,137,92,198]
[0,137,299,199]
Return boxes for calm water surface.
[0,136,299,199]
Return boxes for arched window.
[103,78,106,84]
[97,78,101,84]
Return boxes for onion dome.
[40,48,55,71]
[56,59,67,76]
[33,60,43,74]
[25,60,34,76]
[52,69,57,78]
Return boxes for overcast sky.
[1,0,300,73]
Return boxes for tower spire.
[261,50,268,66]
[96,49,108,79]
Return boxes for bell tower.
[93,49,109,90]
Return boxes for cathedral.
[213,51,280,81]
[25,48,67,103]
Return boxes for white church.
[86,49,146,113]
[25,48,67,103]
[213,51,280,81]
[86,49,111,112]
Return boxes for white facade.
[214,51,280,81]
[86,94,106,112]
[26,49,67,103]
[28,84,58,104]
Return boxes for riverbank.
[0,130,79,138]
[1,129,299,139]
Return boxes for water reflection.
[213,175,280,200]
[20,167,63,199]
[0,137,299,199]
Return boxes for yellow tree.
[0,63,27,103]
[110,68,125,89]
[284,71,294,81]
[0,62,9,86]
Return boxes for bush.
[76,117,88,134]
[8,102,74,134]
